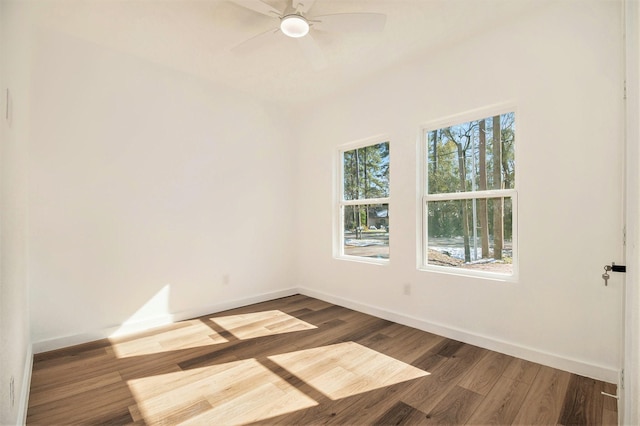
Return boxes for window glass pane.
[427,112,515,194]
[427,197,512,274]
[343,142,390,200]
[343,204,389,259]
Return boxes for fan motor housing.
[280,14,310,38]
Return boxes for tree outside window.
[423,111,516,276]
[339,141,390,261]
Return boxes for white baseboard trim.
[298,287,619,384]
[30,286,618,384]
[17,344,33,426]
[32,288,298,354]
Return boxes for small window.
[422,111,516,278]
[338,140,390,261]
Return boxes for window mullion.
[425,189,516,202]
[341,197,390,206]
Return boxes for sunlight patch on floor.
[268,341,430,400]
[211,310,317,340]
[110,320,229,358]
[127,358,318,425]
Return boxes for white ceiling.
[35,0,546,105]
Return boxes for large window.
[422,111,516,278]
[338,140,390,261]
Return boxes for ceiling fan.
[227,0,387,70]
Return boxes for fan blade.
[297,34,327,70]
[312,13,386,33]
[292,0,316,14]
[226,0,282,18]
[230,27,280,54]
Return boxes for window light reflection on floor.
[108,284,234,358]
[268,341,430,400]
[127,358,318,425]
[211,310,317,340]
[110,319,229,358]
[126,342,429,424]
[110,308,316,358]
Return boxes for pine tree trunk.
[492,115,503,260]
[432,129,438,175]
[478,120,490,258]
[456,142,471,262]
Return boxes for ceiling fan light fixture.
[280,14,309,38]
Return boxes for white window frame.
[418,105,518,281]
[335,136,390,264]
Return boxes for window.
[337,140,390,261]
[421,111,516,278]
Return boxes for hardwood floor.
[27,295,617,425]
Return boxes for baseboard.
[32,288,298,354]
[29,285,618,384]
[298,287,619,384]
[167,288,299,326]
[16,344,33,426]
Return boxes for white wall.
[28,29,298,350]
[0,1,34,424]
[295,0,625,382]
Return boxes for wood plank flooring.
[27,294,617,425]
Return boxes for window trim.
[418,105,518,281]
[335,136,390,264]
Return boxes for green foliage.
[427,112,515,242]
[343,142,389,201]
[343,142,390,235]
[343,204,389,235]
[427,200,463,238]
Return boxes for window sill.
[418,264,518,283]
[335,255,390,266]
